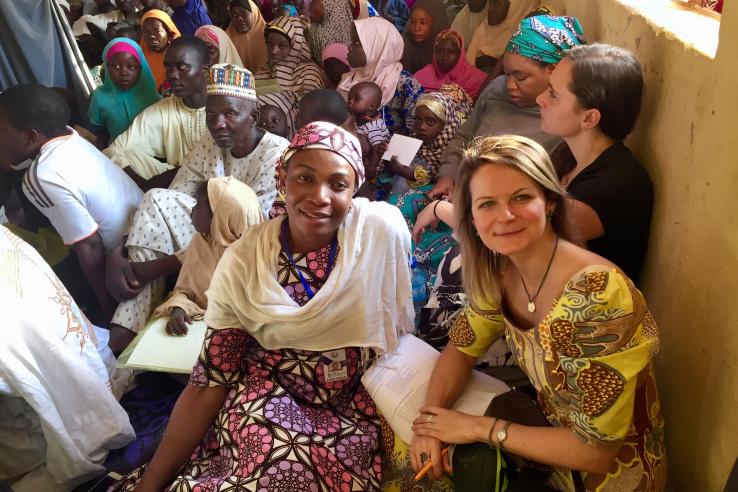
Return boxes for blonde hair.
[453,135,573,307]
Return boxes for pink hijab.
[321,43,350,66]
[414,29,487,99]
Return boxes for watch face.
[497,429,506,441]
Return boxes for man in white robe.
[0,226,134,492]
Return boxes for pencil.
[413,446,450,481]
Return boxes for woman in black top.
[537,43,653,281]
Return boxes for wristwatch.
[497,421,513,450]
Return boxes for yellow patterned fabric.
[411,164,432,188]
[450,266,666,491]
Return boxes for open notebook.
[362,334,509,444]
[116,317,207,374]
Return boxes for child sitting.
[87,37,160,146]
[385,86,471,302]
[140,10,181,93]
[348,81,390,147]
[153,176,263,335]
[385,89,469,195]
[257,104,291,138]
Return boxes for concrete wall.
[546,0,738,490]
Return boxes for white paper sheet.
[361,334,509,444]
[121,317,207,374]
[381,134,423,166]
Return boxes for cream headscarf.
[450,0,488,46]
[205,199,414,354]
[204,124,414,354]
[225,0,269,72]
[195,25,245,66]
[154,177,263,318]
[466,0,540,63]
[338,17,403,108]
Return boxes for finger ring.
[420,452,429,463]
[426,414,433,424]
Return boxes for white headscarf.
[338,17,403,108]
[204,198,414,355]
[195,25,245,66]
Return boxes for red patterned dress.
[114,235,382,491]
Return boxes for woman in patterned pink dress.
[115,122,414,492]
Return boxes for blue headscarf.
[87,38,160,140]
[505,15,586,64]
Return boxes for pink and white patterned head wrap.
[279,121,365,193]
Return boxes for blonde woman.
[409,135,665,491]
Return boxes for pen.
[413,446,450,481]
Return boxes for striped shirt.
[357,113,390,146]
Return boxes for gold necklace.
[519,235,559,313]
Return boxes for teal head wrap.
[505,15,586,64]
[88,38,161,139]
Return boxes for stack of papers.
[361,335,509,444]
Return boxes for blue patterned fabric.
[384,70,424,134]
[506,15,586,64]
[383,0,410,32]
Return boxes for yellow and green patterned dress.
[449,266,666,492]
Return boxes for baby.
[257,104,291,138]
[347,81,390,146]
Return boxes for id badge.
[321,349,348,382]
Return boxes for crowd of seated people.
[0,0,667,491]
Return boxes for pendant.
[527,301,536,313]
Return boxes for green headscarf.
[87,38,161,139]
[505,15,586,64]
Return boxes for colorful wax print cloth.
[451,266,667,492]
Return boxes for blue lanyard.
[281,220,338,300]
